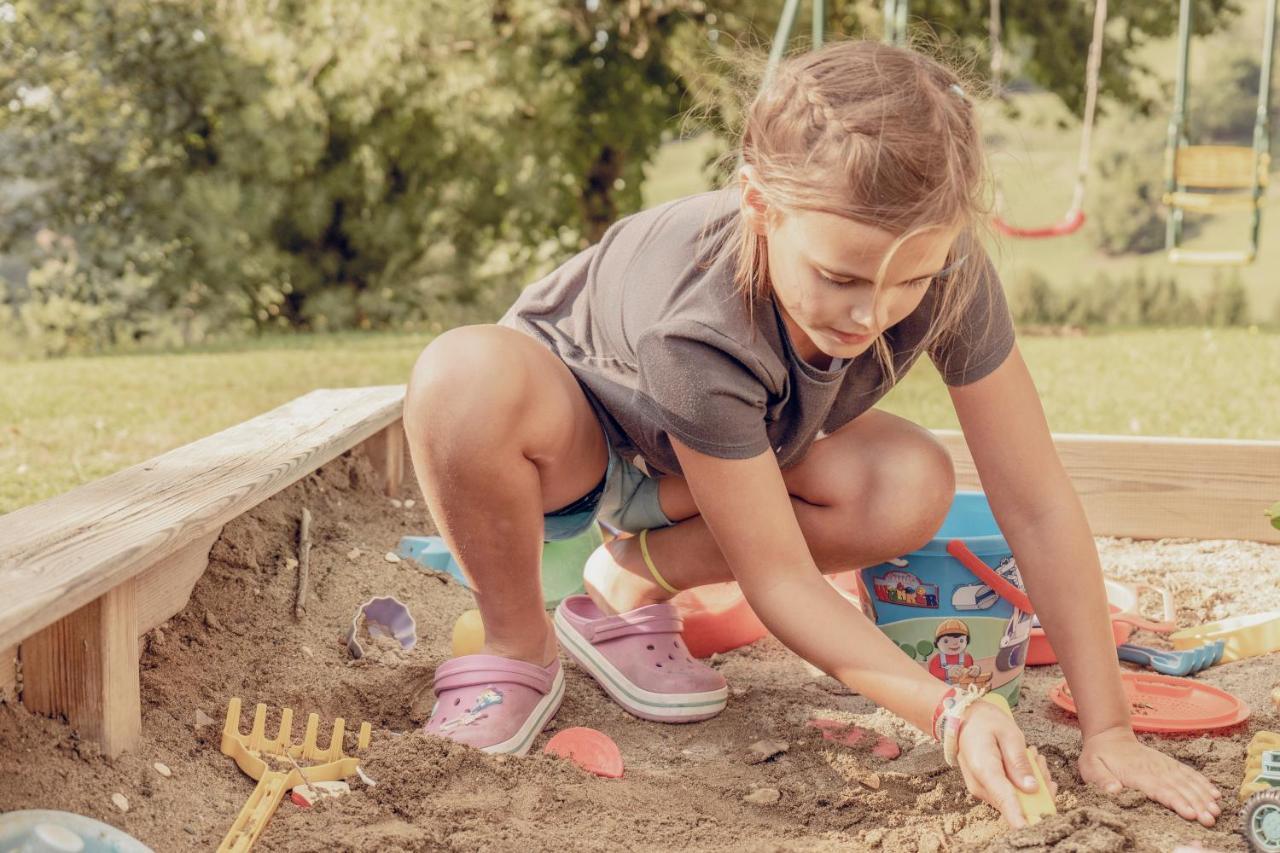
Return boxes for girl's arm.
[948,343,1222,826]
[669,434,1044,826]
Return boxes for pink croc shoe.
[553,595,728,723]
[423,654,564,755]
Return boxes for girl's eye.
[819,271,933,290]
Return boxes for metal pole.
[1250,0,1277,252]
[765,0,803,88]
[813,0,824,49]
[1165,0,1193,251]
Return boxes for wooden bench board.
[0,385,406,652]
[937,430,1280,544]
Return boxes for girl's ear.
[738,165,770,237]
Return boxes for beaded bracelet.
[931,687,958,742]
[940,684,988,768]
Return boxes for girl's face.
[741,173,960,368]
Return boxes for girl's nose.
[848,293,887,332]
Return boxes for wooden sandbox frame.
[0,384,1277,757]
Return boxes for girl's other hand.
[1080,726,1222,827]
[956,702,1058,828]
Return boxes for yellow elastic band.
[638,528,680,595]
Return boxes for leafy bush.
[1007,266,1249,328]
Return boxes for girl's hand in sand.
[956,702,1058,829]
[1080,726,1222,827]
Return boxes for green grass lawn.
[3,328,1277,514]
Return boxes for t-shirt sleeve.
[928,252,1016,386]
[633,321,772,459]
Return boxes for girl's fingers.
[1035,751,1058,796]
[969,752,1027,829]
[995,728,1038,793]
[1156,785,1202,822]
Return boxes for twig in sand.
[295,507,312,619]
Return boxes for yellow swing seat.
[1163,145,1269,212]
[1163,146,1271,265]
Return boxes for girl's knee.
[406,325,529,433]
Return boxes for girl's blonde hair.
[703,38,997,387]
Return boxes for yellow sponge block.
[980,692,1058,825]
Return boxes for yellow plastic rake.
[217,697,372,853]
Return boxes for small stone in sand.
[404,499,415,508]
[390,499,403,508]
[864,829,885,847]
[856,770,881,790]
[195,709,215,729]
[917,831,943,853]
[384,552,401,563]
[300,646,314,658]
[285,557,298,570]
[746,739,789,764]
[153,761,172,778]
[743,787,781,805]
[347,548,362,560]
[112,792,130,812]
[203,611,221,630]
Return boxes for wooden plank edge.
[0,644,16,705]
[934,429,1280,544]
[0,386,407,652]
[361,419,407,498]
[22,579,141,757]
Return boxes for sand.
[1,448,1277,852]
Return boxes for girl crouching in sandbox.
[403,39,1223,830]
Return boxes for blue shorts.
[543,444,673,541]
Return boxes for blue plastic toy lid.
[0,811,153,853]
[911,491,1009,557]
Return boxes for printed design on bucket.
[855,492,1036,706]
[872,570,940,609]
[951,556,1019,611]
[928,618,988,687]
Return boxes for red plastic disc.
[1048,672,1250,733]
[544,727,624,778]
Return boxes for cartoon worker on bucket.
[928,618,982,685]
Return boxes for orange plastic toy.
[544,727,624,778]
[673,572,862,659]
[1027,578,1176,666]
[1049,672,1250,734]
[673,582,768,659]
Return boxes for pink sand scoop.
[553,594,728,723]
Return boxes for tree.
[0,0,1242,352]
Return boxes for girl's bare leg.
[583,409,956,613]
[405,325,609,665]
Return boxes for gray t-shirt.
[499,188,1015,477]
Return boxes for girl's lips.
[827,327,874,345]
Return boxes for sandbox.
[2,447,1278,852]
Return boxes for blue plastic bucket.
[855,491,1033,706]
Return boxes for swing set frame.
[1163,0,1278,266]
